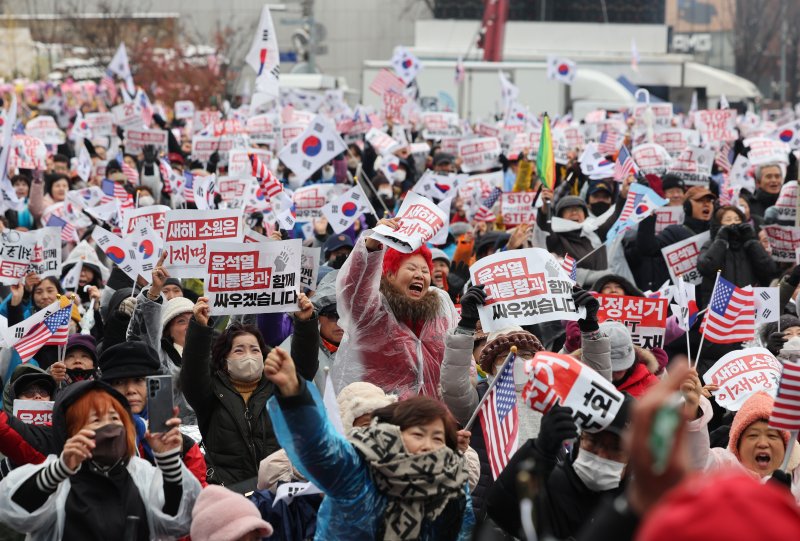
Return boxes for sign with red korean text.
[205,239,302,315]
[164,209,243,278]
[365,128,401,155]
[85,112,114,136]
[669,146,714,186]
[292,184,334,221]
[470,248,579,332]
[191,135,236,161]
[521,351,623,432]
[458,137,501,173]
[661,231,710,285]
[228,148,271,179]
[773,181,799,223]
[121,205,170,237]
[702,348,781,410]
[501,193,537,227]
[0,228,61,285]
[125,128,168,153]
[744,137,790,165]
[26,228,62,279]
[655,206,684,234]
[654,128,700,157]
[595,294,668,350]
[371,191,447,253]
[13,400,54,426]
[633,103,673,129]
[216,177,258,208]
[192,110,222,133]
[112,101,144,129]
[421,112,460,139]
[10,136,47,170]
[300,246,321,291]
[246,114,277,145]
[693,109,737,144]
[763,225,800,262]
[632,143,672,175]
[174,100,195,120]
[25,116,65,145]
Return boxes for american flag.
[473,205,496,222]
[598,127,619,155]
[483,186,503,209]
[183,171,196,204]
[715,142,732,172]
[101,179,134,210]
[100,69,117,101]
[14,305,73,363]
[479,351,519,479]
[700,276,755,344]
[561,254,577,281]
[249,153,283,198]
[46,215,78,243]
[614,146,638,181]
[768,361,800,431]
[369,68,406,96]
[121,160,140,184]
[158,158,174,195]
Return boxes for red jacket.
[616,362,659,398]
[0,411,45,467]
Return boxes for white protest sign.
[301,246,321,291]
[216,177,258,209]
[693,109,737,143]
[192,110,223,133]
[0,228,61,284]
[522,351,623,432]
[246,114,278,146]
[370,191,447,253]
[470,248,579,332]
[595,294,669,350]
[653,128,700,157]
[763,225,800,262]
[457,136,501,173]
[228,148,271,179]
[244,226,270,243]
[112,101,144,129]
[205,239,302,315]
[661,231,710,285]
[744,136,790,165]
[191,135,236,161]
[551,128,572,165]
[13,400,54,426]
[501,193,537,227]
[420,112,460,140]
[121,205,170,238]
[632,143,672,176]
[174,100,195,120]
[669,145,714,186]
[25,116,65,145]
[703,348,781,410]
[27,228,62,280]
[10,136,47,170]
[458,171,504,203]
[633,103,673,130]
[85,112,114,137]
[655,206,684,234]
[772,181,799,224]
[365,128,401,155]
[164,209,244,278]
[292,184,334,221]
[125,128,168,153]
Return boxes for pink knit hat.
[728,392,790,461]
[190,485,273,541]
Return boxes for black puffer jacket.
[180,316,320,493]
[747,188,780,219]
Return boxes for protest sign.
[301,247,321,291]
[243,226,270,244]
[205,239,302,315]
[744,137,791,165]
[458,137,501,173]
[246,114,278,145]
[27,228,62,279]
[693,109,737,143]
[164,209,243,278]
[13,400,54,426]
[703,348,781,410]
[25,116,65,145]
[595,294,669,350]
[0,228,61,284]
[669,146,714,186]
[228,148,271,179]
[632,143,672,176]
[501,193,537,227]
[216,177,258,208]
[125,128,168,153]
[521,351,624,432]
[191,135,236,161]
[763,225,800,262]
[84,112,114,136]
[420,112,460,139]
[655,206,684,234]
[653,128,700,157]
[371,191,447,253]
[470,248,579,332]
[174,100,195,120]
[365,128,401,155]
[121,205,170,237]
[772,181,798,224]
[112,101,144,129]
[661,231,710,285]
[193,110,223,133]
[10,136,47,170]
[633,103,673,130]
[293,184,334,221]
[458,171,504,203]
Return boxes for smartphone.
[146,375,174,434]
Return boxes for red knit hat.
[382,245,434,277]
[728,392,790,461]
[637,472,800,541]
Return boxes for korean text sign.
[470,248,579,332]
[164,209,243,278]
[702,348,781,410]
[205,239,302,315]
[594,294,668,350]
[661,231,710,285]
[370,191,447,253]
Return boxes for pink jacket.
[332,234,459,398]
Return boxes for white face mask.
[394,169,407,182]
[322,165,335,179]
[226,356,263,382]
[138,195,155,207]
[287,174,303,189]
[572,450,625,491]
[378,188,394,199]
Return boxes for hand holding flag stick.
[465,346,517,431]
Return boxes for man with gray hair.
[748,162,784,219]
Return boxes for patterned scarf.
[349,421,468,541]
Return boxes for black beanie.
[98,341,161,381]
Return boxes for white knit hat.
[161,296,194,329]
[336,381,397,429]
[599,321,635,372]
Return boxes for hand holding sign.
[294,292,314,321]
[193,296,210,327]
[365,218,399,251]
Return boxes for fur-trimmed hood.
[569,345,659,375]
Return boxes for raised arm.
[179,299,215,424]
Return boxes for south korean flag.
[754,287,780,325]
[321,184,372,234]
[391,46,422,84]
[278,115,347,185]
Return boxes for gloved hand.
[116,125,125,141]
[737,223,756,242]
[766,331,787,356]
[788,265,800,288]
[717,226,731,242]
[447,261,470,300]
[152,113,167,130]
[768,469,792,492]
[117,297,137,317]
[143,145,158,165]
[534,404,577,459]
[458,285,486,331]
[573,287,600,332]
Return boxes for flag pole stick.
[354,163,392,218]
[574,243,605,266]
[464,346,517,431]
[694,270,721,369]
[781,430,798,471]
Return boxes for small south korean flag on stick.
[754,287,780,325]
[278,115,346,185]
[391,46,422,84]
[546,55,576,85]
[321,184,372,234]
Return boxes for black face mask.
[91,424,128,468]
[329,253,348,270]
[66,367,96,382]
[315,232,329,243]
[590,202,611,216]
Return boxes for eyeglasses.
[19,384,50,400]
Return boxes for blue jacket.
[268,380,475,541]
